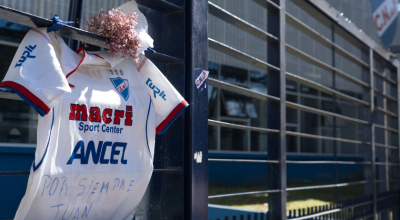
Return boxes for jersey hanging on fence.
[0,28,188,220]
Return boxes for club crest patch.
[110,77,129,101]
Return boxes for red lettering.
[391,0,397,16]
[382,6,391,22]
[125,106,132,126]
[114,110,124,125]
[89,107,101,122]
[375,14,384,31]
[69,104,88,121]
[102,109,113,124]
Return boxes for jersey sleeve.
[135,54,189,134]
[0,28,70,116]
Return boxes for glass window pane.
[385,82,397,99]
[209,62,218,79]
[286,127,298,153]
[208,125,218,150]
[339,143,359,155]
[208,4,268,64]
[374,57,384,73]
[250,71,267,89]
[325,0,382,49]
[0,44,38,144]
[389,68,397,82]
[220,125,248,151]
[220,65,248,84]
[286,0,332,40]
[0,0,70,21]
[334,27,369,62]
[336,98,368,121]
[250,131,267,152]
[298,109,334,138]
[208,85,218,120]
[0,100,38,144]
[336,75,365,100]
[374,74,384,93]
[286,23,332,66]
[387,100,398,114]
[375,95,384,108]
[388,115,398,130]
[0,20,30,43]
[335,52,368,82]
[286,104,298,124]
[322,140,334,154]
[220,91,268,129]
[388,131,398,147]
[375,127,385,145]
[300,136,318,153]
[286,52,333,89]
[336,119,363,142]
[373,111,384,126]
[209,0,268,31]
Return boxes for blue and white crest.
[370,0,398,46]
[110,77,130,101]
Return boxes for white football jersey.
[0,28,188,220]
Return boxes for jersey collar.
[77,49,125,69]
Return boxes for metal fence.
[207,0,400,219]
[214,190,398,219]
[1,0,400,219]
[0,0,208,219]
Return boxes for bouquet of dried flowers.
[84,8,142,62]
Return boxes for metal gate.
[0,0,208,219]
[206,0,400,219]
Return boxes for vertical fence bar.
[184,0,209,219]
[331,24,339,203]
[381,64,389,220]
[395,59,400,220]
[66,0,84,50]
[370,48,378,219]
[364,48,377,220]
[267,0,286,219]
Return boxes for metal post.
[380,64,389,220]
[395,59,400,220]
[267,0,286,219]
[184,0,209,219]
[66,0,84,50]
[369,48,378,219]
[331,24,339,203]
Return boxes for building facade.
[207,0,400,186]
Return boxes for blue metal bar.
[66,0,84,50]
[184,0,209,218]
[136,0,183,14]
[208,189,281,199]
[0,5,182,64]
[267,0,286,219]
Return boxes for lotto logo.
[146,78,167,101]
[15,45,36,68]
